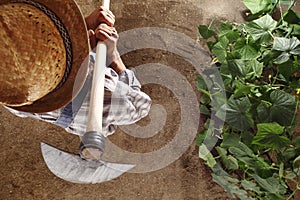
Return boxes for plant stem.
[287,184,299,200]
[290,98,299,128]
[268,31,275,40]
[271,70,279,86]
[266,152,274,163]
[261,148,272,154]
[277,0,296,25]
[270,0,280,14]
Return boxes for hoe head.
[41,142,135,184]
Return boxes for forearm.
[108,51,126,74]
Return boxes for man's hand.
[86,7,126,74]
[88,24,126,74]
[88,23,117,52]
[85,6,115,31]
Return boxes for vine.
[196,0,300,199]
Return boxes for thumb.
[88,29,97,50]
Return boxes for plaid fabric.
[6,53,151,137]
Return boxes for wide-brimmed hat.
[0,0,89,113]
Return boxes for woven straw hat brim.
[0,0,89,113]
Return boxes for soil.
[1,0,300,200]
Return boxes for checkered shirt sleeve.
[5,54,151,137]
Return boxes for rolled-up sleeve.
[67,66,152,137]
[103,68,151,133]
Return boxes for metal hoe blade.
[41,142,135,184]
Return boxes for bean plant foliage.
[196,0,300,199]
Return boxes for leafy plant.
[196,0,300,199]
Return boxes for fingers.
[98,6,115,26]
[95,24,118,42]
[99,6,114,18]
[88,29,97,50]
[93,24,119,55]
[85,6,115,30]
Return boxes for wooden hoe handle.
[80,0,111,161]
[86,0,110,133]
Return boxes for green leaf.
[273,37,300,55]
[198,25,216,39]
[279,162,284,179]
[257,102,271,122]
[216,146,227,157]
[273,52,290,64]
[252,123,290,150]
[216,147,239,170]
[291,24,300,36]
[228,142,272,177]
[253,175,286,195]
[261,49,282,64]
[294,167,300,175]
[227,51,242,60]
[229,141,255,158]
[257,123,285,135]
[292,137,300,149]
[207,41,216,51]
[254,157,273,178]
[211,92,227,111]
[199,144,217,168]
[241,131,255,147]
[220,63,233,84]
[220,30,240,43]
[198,128,219,148]
[241,180,261,194]
[284,170,297,179]
[289,79,300,90]
[233,38,260,59]
[269,90,296,126]
[233,80,255,98]
[294,168,300,176]
[212,174,249,199]
[228,59,263,80]
[245,14,277,44]
[280,148,296,162]
[234,85,252,98]
[195,130,207,146]
[221,132,241,149]
[278,0,295,5]
[196,75,208,90]
[219,22,233,32]
[200,93,211,105]
[293,155,300,168]
[200,105,210,116]
[222,97,254,131]
[212,163,231,176]
[283,9,300,25]
[266,193,285,200]
[257,90,296,126]
[243,0,272,14]
[225,155,239,170]
[277,59,298,79]
[212,36,230,63]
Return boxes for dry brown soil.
[1,0,299,200]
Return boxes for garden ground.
[1,0,300,199]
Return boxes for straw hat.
[0,0,89,113]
